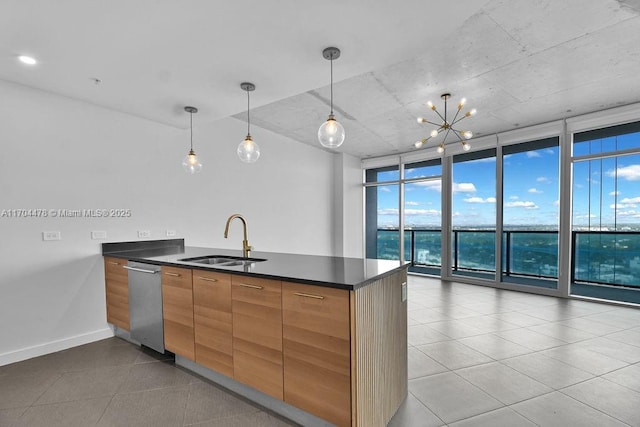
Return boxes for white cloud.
[617,210,640,217]
[452,182,477,193]
[611,202,638,210]
[621,197,640,204]
[414,180,441,192]
[509,195,519,200]
[464,196,496,204]
[545,149,555,155]
[378,208,398,215]
[505,201,539,209]
[537,176,550,183]
[606,164,640,181]
[379,186,391,192]
[609,191,621,196]
[405,209,441,216]
[405,201,420,206]
[526,151,541,158]
[528,188,543,194]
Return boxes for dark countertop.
[102,239,408,290]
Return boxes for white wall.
[0,80,347,365]
[332,153,364,258]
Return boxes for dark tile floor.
[0,337,296,427]
[1,275,639,426]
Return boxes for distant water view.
[376,226,640,289]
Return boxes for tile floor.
[1,275,639,426]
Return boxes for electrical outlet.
[166,230,176,237]
[138,230,151,238]
[43,231,61,241]
[91,231,107,240]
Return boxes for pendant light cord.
[330,53,334,115]
[189,111,194,150]
[247,88,251,136]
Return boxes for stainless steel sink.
[178,255,266,267]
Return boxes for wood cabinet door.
[193,270,233,377]
[162,266,194,360]
[104,257,129,331]
[282,282,351,427]
[231,276,283,400]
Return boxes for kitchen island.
[103,239,408,427]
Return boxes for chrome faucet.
[224,214,253,258]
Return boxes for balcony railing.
[376,229,640,289]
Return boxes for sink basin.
[179,255,267,267]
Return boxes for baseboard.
[0,327,114,367]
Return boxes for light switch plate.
[166,230,176,237]
[43,231,61,241]
[91,231,107,240]
[138,230,151,238]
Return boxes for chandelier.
[414,93,476,153]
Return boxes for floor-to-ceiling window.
[365,165,400,260]
[450,149,496,280]
[501,138,559,289]
[571,121,640,304]
[363,106,640,306]
[404,159,442,274]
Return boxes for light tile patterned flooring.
[393,276,640,427]
[1,275,639,426]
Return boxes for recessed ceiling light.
[18,55,37,65]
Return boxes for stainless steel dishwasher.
[123,261,165,353]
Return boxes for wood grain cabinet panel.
[282,282,351,427]
[193,270,234,377]
[231,276,283,400]
[162,266,195,360]
[104,257,129,331]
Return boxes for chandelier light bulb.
[417,117,424,123]
[414,140,424,149]
[462,131,473,139]
[427,101,435,110]
[458,98,467,109]
[466,108,477,117]
[462,142,471,151]
[437,144,445,154]
[430,129,439,138]
[237,135,260,163]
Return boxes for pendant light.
[237,82,260,163]
[182,106,202,174]
[318,47,345,148]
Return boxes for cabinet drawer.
[232,276,283,400]
[282,282,351,427]
[104,257,129,331]
[193,270,233,377]
[162,266,194,360]
[104,257,127,278]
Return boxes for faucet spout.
[224,214,252,258]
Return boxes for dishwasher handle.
[123,265,158,274]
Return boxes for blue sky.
[375,138,640,229]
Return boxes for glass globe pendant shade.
[237,135,260,163]
[183,149,202,174]
[318,115,345,148]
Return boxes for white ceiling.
[2,0,640,159]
